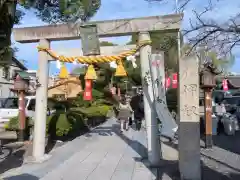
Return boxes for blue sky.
[14,0,240,75]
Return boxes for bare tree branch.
[145,0,240,56]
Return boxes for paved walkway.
[1,118,157,180]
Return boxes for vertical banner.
[172,73,178,89]
[222,79,228,91]
[84,80,92,101]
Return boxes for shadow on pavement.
[3,173,39,180]
[0,149,25,175]
[86,120,240,180]
[212,132,240,155]
[163,138,240,179]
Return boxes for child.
[118,97,133,132]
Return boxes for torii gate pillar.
[33,39,50,162]
[139,32,161,166]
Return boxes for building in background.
[0,57,27,99]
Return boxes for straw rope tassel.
[115,60,127,77]
[85,64,97,80]
[59,63,69,79]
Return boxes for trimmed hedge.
[71,105,111,118]
[6,105,111,139]
[71,89,118,108]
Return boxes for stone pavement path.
[1,118,157,180]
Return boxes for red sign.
[222,79,228,91]
[172,73,178,89]
[84,80,92,101]
[165,77,171,89]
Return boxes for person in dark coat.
[130,94,144,130]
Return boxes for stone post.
[178,55,201,180]
[139,32,161,166]
[33,39,50,162]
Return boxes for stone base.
[24,154,51,164]
[141,158,164,168]
[179,121,201,180]
[205,134,213,149]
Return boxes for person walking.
[118,97,133,132]
[130,93,144,131]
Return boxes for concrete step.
[161,143,178,161]
[0,131,17,140]
[0,121,8,131]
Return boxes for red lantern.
[172,73,178,89]
[222,79,228,91]
[165,77,171,89]
[84,80,92,101]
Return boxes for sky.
[13,0,240,75]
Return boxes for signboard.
[222,79,228,91]
[84,80,92,101]
[172,73,178,89]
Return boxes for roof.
[217,75,240,88]
[12,57,27,70]
[17,71,31,80]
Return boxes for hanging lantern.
[222,79,228,91]
[172,73,178,89]
[85,65,97,80]
[165,76,171,89]
[84,79,92,101]
[115,60,127,77]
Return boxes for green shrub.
[6,116,33,131]
[47,113,70,137]
[71,105,110,118]
[6,105,111,139]
[71,87,118,107]
[47,110,88,137]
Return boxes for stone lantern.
[200,62,220,149]
[200,65,217,89]
[14,74,29,91]
[13,74,29,142]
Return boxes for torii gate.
[13,14,201,180]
